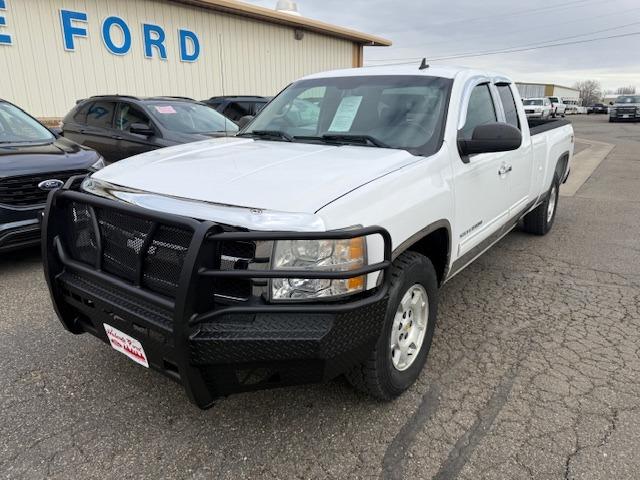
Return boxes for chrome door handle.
[498,164,513,176]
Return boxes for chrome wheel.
[390,284,429,372]
[547,184,557,223]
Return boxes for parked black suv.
[587,103,608,114]
[62,96,238,163]
[0,99,104,252]
[202,96,270,122]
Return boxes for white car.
[523,97,553,119]
[548,96,567,117]
[43,64,574,408]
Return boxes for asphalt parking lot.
[1,114,639,480]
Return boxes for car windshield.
[0,102,55,144]
[242,75,453,155]
[523,99,543,106]
[146,101,238,134]
[615,96,640,104]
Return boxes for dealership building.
[515,82,581,102]
[0,0,390,122]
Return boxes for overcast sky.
[245,0,640,91]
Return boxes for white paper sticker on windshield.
[328,96,363,132]
[155,105,177,114]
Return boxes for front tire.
[522,173,560,235]
[346,251,437,400]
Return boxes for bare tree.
[573,80,602,106]
[616,85,637,94]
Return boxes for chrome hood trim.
[81,178,327,232]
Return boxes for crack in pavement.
[431,365,519,480]
[380,385,441,480]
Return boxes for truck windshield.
[0,102,55,144]
[147,101,238,135]
[523,99,543,106]
[242,75,452,156]
[615,96,640,103]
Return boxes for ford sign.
[38,179,65,191]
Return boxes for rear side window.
[461,84,497,140]
[73,102,92,123]
[86,101,116,129]
[496,84,520,129]
[223,102,253,121]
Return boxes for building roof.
[171,0,392,46]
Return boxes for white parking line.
[560,138,615,197]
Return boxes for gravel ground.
[1,115,639,479]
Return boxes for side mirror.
[237,115,255,129]
[130,123,154,137]
[50,127,63,137]
[458,123,522,161]
[609,101,614,105]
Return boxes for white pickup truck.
[43,64,573,409]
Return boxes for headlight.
[90,156,106,171]
[271,237,366,301]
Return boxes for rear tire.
[345,251,437,400]
[522,173,560,236]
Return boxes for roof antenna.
[419,58,429,70]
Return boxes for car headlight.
[271,237,366,301]
[90,156,106,171]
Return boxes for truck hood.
[92,137,417,213]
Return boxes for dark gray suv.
[609,95,640,123]
[62,96,238,162]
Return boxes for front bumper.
[43,185,391,409]
[610,107,639,120]
[0,205,44,252]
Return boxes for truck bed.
[528,118,572,136]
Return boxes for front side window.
[0,102,55,144]
[86,101,116,129]
[496,84,520,129]
[460,84,497,140]
[147,101,238,134]
[115,103,150,131]
[243,75,453,156]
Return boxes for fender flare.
[391,219,452,283]
[555,151,571,184]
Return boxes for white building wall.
[0,0,355,118]
[552,86,580,100]
[515,83,545,99]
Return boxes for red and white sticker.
[154,105,177,114]
[104,324,149,368]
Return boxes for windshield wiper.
[320,134,391,148]
[237,130,293,142]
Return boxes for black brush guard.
[42,183,392,408]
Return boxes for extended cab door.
[494,83,535,218]
[452,82,512,260]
